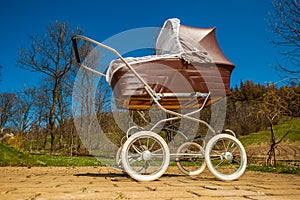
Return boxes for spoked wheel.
[205,134,247,181]
[176,142,206,176]
[121,131,170,181]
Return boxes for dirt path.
[0,166,299,200]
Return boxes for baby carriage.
[72,18,247,181]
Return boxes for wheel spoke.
[227,142,236,152]
[149,140,157,151]
[132,144,142,154]
[144,161,150,174]
[138,138,143,149]
[221,139,227,151]
[216,159,225,167]
[146,137,150,149]
[232,158,240,164]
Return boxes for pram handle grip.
[71,35,106,77]
[71,36,81,64]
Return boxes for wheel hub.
[142,150,152,161]
[223,152,233,161]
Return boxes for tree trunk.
[70,128,74,156]
[50,132,55,155]
[267,123,277,166]
[49,78,60,155]
[267,144,275,165]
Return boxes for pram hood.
[156,18,234,66]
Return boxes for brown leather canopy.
[179,24,234,66]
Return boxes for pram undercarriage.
[71,18,247,181]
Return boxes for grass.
[33,154,103,166]
[247,164,300,175]
[239,117,300,147]
[0,143,38,166]
[0,143,104,167]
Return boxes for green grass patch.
[33,154,103,166]
[247,164,300,175]
[0,143,39,166]
[240,117,300,147]
[0,143,109,167]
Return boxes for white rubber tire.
[121,131,170,181]
[205,134,247,181]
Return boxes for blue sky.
[0,0,282,92]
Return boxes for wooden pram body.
[108,57,233,110]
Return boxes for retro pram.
[72,18,247,181]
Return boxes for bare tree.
[270,0,300,82]
[13,87,37,134]
[0,93,17,130]
[17,21,81,154]
[257,85,295,166]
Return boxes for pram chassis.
[72,35,247,182]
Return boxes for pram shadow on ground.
[73,169,219,182]
[74,172,183,179]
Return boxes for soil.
[0,166,299,200]
[245,142,300,166]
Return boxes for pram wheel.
[176,142,206,176]
[205,134,247,181]
[121,131,170,181]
